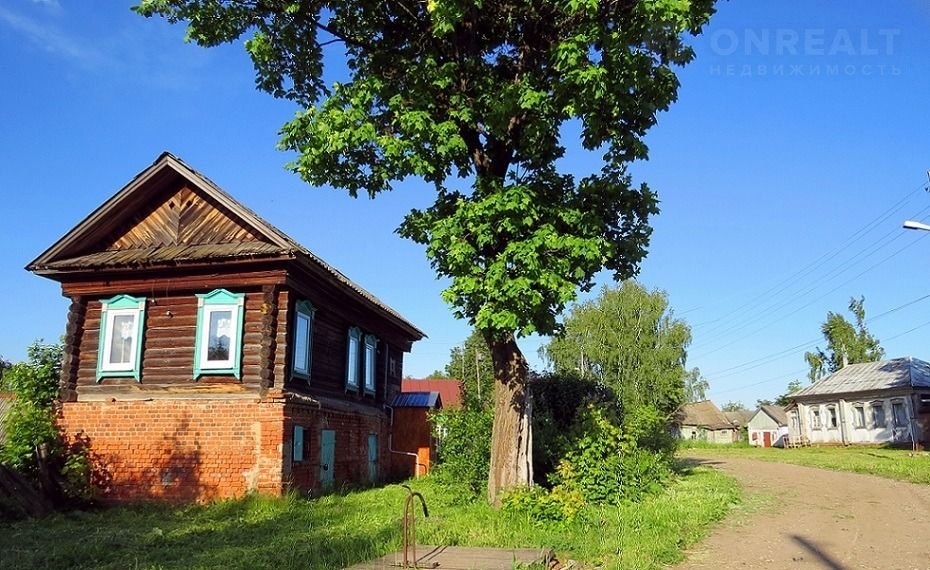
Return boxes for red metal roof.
[401,378,463,408]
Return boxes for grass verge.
[0,467,738,570]
[683,446,930,485]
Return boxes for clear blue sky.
[2,0,930,408]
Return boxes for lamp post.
[903,220,930,232]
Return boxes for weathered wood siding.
[77,290,267,387]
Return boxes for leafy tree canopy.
[773,379,802,407]
[804,296,883,382]
[683,367,709,403]
[543,281,694,416]
[720,401,747,413]
[135,0,715,340]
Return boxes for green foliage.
[0,469,739,570]
[549,406,672,505]
[683,367,709,402]
[501,485,585,524]
[430,406,494,497]
[805,296,883,381]
[774,380,803,407]
[720,401,747,412]
[443,330,494,410]
[0,341,63,474]
[544,282,694,416]
[135,0,716,340]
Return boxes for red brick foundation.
[59,398,393,502]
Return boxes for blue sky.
[2,0,930,408]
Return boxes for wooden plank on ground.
[346,545,553,570]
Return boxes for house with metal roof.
[787,357,930,446]
[673,400,740,444]
[26,152,425,501]
[748,405,789,448]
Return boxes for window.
[892,401,908,428]
[811,408,822,429]
[853,405,866,429]
[363,334,378,395]
[871,402,886,428]
[292,425,305,462]
[346,327,362,390]
[826,406,838,429]
[194,289,244,378]
[292,301,315,379]
[97,294,146,380]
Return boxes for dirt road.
[674,454,930,570]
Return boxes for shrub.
[501,485,585,524]
[430,406,493,498]
[550,405,672,505]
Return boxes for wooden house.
[387,391,442,479]
[27,152,425,501]
[787,357,930,447]
[748,405,788,447]
[672,400,740,444]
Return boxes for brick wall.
[59,399,286,502]
[59,398,396,502]
[284,402,390,494]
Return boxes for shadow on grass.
[0,488,408,570]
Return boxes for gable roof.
[27,152,424,340]
[401,378,462,408]
[753,404,788,427]
[675,400,735,430]
[792,357,930,399]
[724,409,753,428]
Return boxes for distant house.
[401,377,463,408]
[388,391,442,479]
[748,405,789,447]
[724,409,753,430]
[787,357,930,446]
[27,152,425,501]
[673,401,740,444]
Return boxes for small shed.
[673,401,740,444]
[390,391,442,479]
[748,405,789,447]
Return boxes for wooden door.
[367,433,379,483]
[320,429,335,488]
[763,431,772,448]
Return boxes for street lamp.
[903,220,930,232]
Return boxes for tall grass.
[0,467,738,570]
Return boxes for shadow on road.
[791,535,850,570]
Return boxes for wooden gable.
[102,184,264,251]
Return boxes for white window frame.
[363,334,378,395]
[292,301,315,379]
[826,406,838,429]
[101,309,141,372]
[871,401,886,428]
[96,294,146,381]
[853,404,866,429]
[892,400,908,428]
[198,304,240,371]
[346,327,362,390]
[811,408,822,429]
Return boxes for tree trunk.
[486,333,533,506]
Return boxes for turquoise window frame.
[363,334,378,396]
[346,327,362,391]
[193,289,245,379]
[96,294,146,381]
[292,300,316,380]
[293,425,305,462]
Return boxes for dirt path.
[673,454,930,570]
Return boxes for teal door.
[367,433,378,483]
[320,429,335,489]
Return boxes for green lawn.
[0,467,739,570]
[684,445,930,485]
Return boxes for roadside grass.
[0,467,739,570]
[684,445,930,485]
